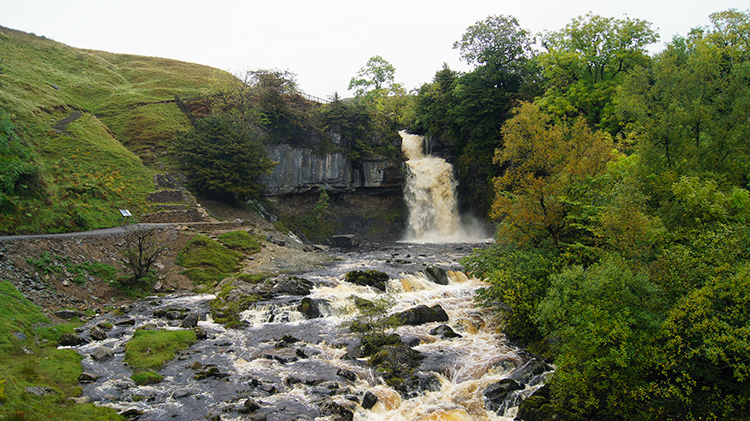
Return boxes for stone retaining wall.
[147,190,184,203]
[140,207,209,223]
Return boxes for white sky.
[1,0,747,99]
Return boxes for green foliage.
[463,10,750,420]
[218,230,262,253]
[173,115,276,201]
[26,252,117,285]
[650,266,750,420]
[536,257,663,418]
[319,95,375,152]
[176,234,243,287]
[279,192,338,244]
[492,102,614,247]
[537,12,658,132]
[348,55,399,98]
[209,280,264,327]
[453,14,535,69]
[124,328,196,371]
[131,371,164,386]
[467,243,559,343]
[0,113,39,214]
[0,281,123,420]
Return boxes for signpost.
[119,209,132,226]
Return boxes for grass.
[124,328,196,372]
[0,280,123,420]
[218,230,262,253]
[26,252,117,285]
[0,26,227,234]
[131,371,163,386]
[176,234,243,287]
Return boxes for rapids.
[69,242,549,420]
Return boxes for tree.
[651,267,750,419]
[120,225,169,284]
[453,14,534,71]
[616,10,750,213]
[537,13,658,131]
[535,257,662,419]
[492,102,614,247]
[348,55,399,98]
[173,115,276,201]
[207,69,319,145]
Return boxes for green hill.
[0,26,224,234]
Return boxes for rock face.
[259,144,404,196]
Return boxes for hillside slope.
[0,26,225,234]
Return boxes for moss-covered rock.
[344,270,390,292]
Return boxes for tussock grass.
[218,230,262,253]
[124,328,196,372]
[176,234,243,287]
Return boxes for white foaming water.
[400,131,490,243]
[74,243,545,421]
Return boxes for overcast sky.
[2,0,747,99]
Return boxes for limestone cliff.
[259,144,404,197]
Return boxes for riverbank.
[0,219,333,321]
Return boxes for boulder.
[515,385,559,421]
[424,266,449,285]
[90,346,114,362]
[509,359,551,385]
[320,400,354,421]
[429,324,462,339]
[362,390,378,409]
[78,372,99,383]
[58,333,89,346]
[391,304,449,326]
[90,326,108,341]
[484,378,523,413]
[297,297,320,319]
[181,312,200,328]
[54,309,84,319]
[25,386,56,396]
[238,397,261,414]
[330,235,360,248]
[344,270,390,292]
[270,276,313,296]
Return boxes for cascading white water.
[400,131,487,242]
[73,243,546,421]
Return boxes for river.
[70,241,549,421]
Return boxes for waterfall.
[400,131,488,242]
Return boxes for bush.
[466,243,559,344]
[535,257,663,419]
[650,267,750,420]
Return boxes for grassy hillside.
[0,26,224,234]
